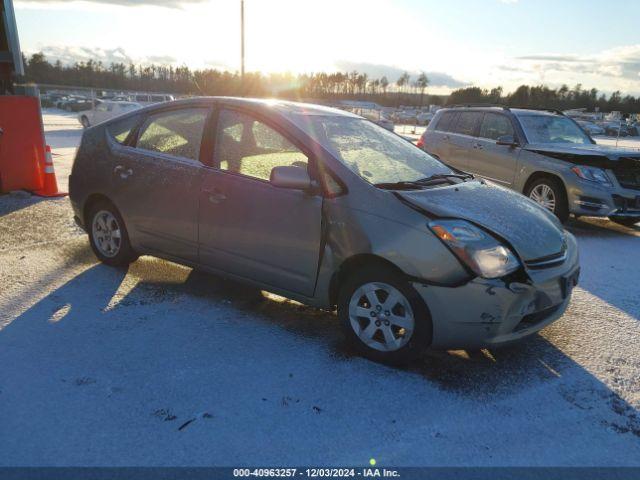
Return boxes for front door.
[110,106,210,262]
[467,112,519,186]
[198,108,323,296]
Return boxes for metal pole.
[240,0,245,80]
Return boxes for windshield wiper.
[415,172,474,183]
[374,173,474,190]
[374,180,431,190]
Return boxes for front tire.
[526,176,569,223]
[87,201,138,267]
[338,265,432,365]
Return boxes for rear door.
[423,111,457,161]
[109,106,210,262]
[198,107,323,296]
[447,111,482,171]
[467,112,520,186]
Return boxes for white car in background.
[78,100,142,128]
[132,93,175,105]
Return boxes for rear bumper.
[414,234,580,350]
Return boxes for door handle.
[443,135,450,141]
[472,142,484,150]
[203,187,227,204]
[114,165,133,179]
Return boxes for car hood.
[399,180,565,261]
[524,143,640,168]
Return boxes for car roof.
[141,96,360,119]
[437,106,565,118]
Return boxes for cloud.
[27,45,180,66]
[34,45,134,65]
[516,54,581,62]
[512,45,640,81]
[332,61,468,88]
[16,0,206,8]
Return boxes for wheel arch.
[523,170,568,198]
[328,253,408,306]
[83,193,118,228]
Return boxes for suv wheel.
[80,116,90,128]
[87,201,138,267]
[526,177,569,223]
[338,266,431,365]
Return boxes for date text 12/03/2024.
[232,468,401,478]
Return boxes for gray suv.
[70,98,579,364]
[419,106,640,225]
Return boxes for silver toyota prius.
[69,97,580,364]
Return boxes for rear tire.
[337,265,432,365]
[609,216,639,227]
[87,200,138,267]
[80,116,90,128]
[525,176,569,223]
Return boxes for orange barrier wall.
[0,96,46,193]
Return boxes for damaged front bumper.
[413,234,580,350]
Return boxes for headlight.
[429,219,520,279]
[571,165,611,186]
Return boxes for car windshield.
[518,114,592,145]
[301,116,452,185]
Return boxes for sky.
[12,0,640,95]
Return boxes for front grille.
[613,157,640,190]
[525,249,567,269]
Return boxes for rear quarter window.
[434,112,456,132]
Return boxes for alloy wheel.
[529,184,556,212]
[348,282,415,352]
[91,210,122,258]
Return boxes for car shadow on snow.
[564,217,640,321]
[2,257,638,448]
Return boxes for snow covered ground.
[0,110,639,467]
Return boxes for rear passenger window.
[136,108,208,161]
[454,112,482,136]
[479,113,514,140]
[107,115,140,144]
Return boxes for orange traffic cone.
[34,145,67,197]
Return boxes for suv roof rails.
[447,104,510,110]
[509,106,566,116]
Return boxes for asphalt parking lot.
[0,111,639,466]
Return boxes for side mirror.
[496,135,518,147]
[270,165,313,191]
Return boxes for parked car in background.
[69,97,579,364]
[416,112,434,125]
[66,97,93,112]
[78,100,142,128]
[419,106,640,226]
[132,93,175,105]
[576,120,605,136]
[602,121,631,137]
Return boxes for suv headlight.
[571,165,612,186]
[429,219,520,279]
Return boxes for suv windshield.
[518,114,592,145]
[302,116,452,185]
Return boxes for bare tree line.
[21,52,640,113]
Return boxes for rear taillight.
[416,136,425,149]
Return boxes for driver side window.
[216,109,308,181]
